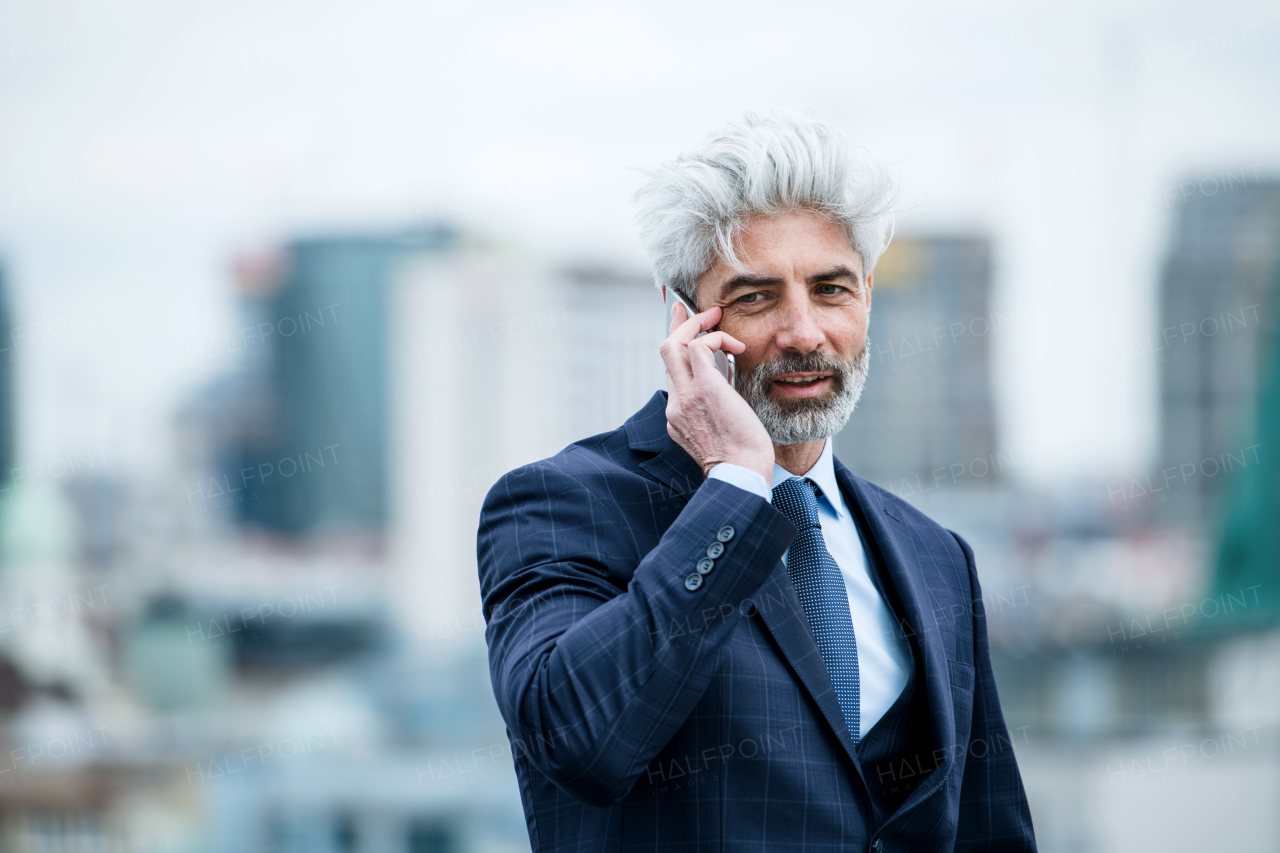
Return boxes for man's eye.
[738,292,765,304]
[817,284,845,295]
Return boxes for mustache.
[748,344,866,383]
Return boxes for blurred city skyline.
[2,0,1279,489]
[1,3,1279,849]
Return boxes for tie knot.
[772,477,822,531]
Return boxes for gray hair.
[634,112,899,306]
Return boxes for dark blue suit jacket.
[477,391,1036,852]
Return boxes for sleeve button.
[684,573,704,591]
[716,526,735,543]
[706,542,725,558]
[696,557,716,575]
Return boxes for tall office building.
[209,228,455,542]
[832,236,1001,494]
[1157,180,1280,523]
[388,251,663,639]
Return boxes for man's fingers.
[686,337,715,377]
[695,330,746,355]
[659,330,693,382]
[669,305,722,346]
[687,336,733,383]
[663,304,722,387]
[665,327,740,387]
[668,301,688,336]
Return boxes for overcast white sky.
[1,0,1278,487]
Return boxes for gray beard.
[736,341,870,445]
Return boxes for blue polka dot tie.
[772,477,861,743]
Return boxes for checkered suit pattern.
[477,391,1036,852]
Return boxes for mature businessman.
[477,113,1036,851]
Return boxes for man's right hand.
[660,300,775,485]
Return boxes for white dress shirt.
[708,439,911,739]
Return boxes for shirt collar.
[772,437,846,520]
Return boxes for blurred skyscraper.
[388,251,662,642]
[202,228,455,544]
[833,236,1001,493]
[1157,179,1280,523]
[1205,182,1280,628]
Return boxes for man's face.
[695,209,872,444]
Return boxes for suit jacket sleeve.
[952,531,1038,851]
[477,461,796,806]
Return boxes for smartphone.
[665,286,736,388]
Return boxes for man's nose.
[774,298,825,352]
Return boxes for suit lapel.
[834,460,958,819]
